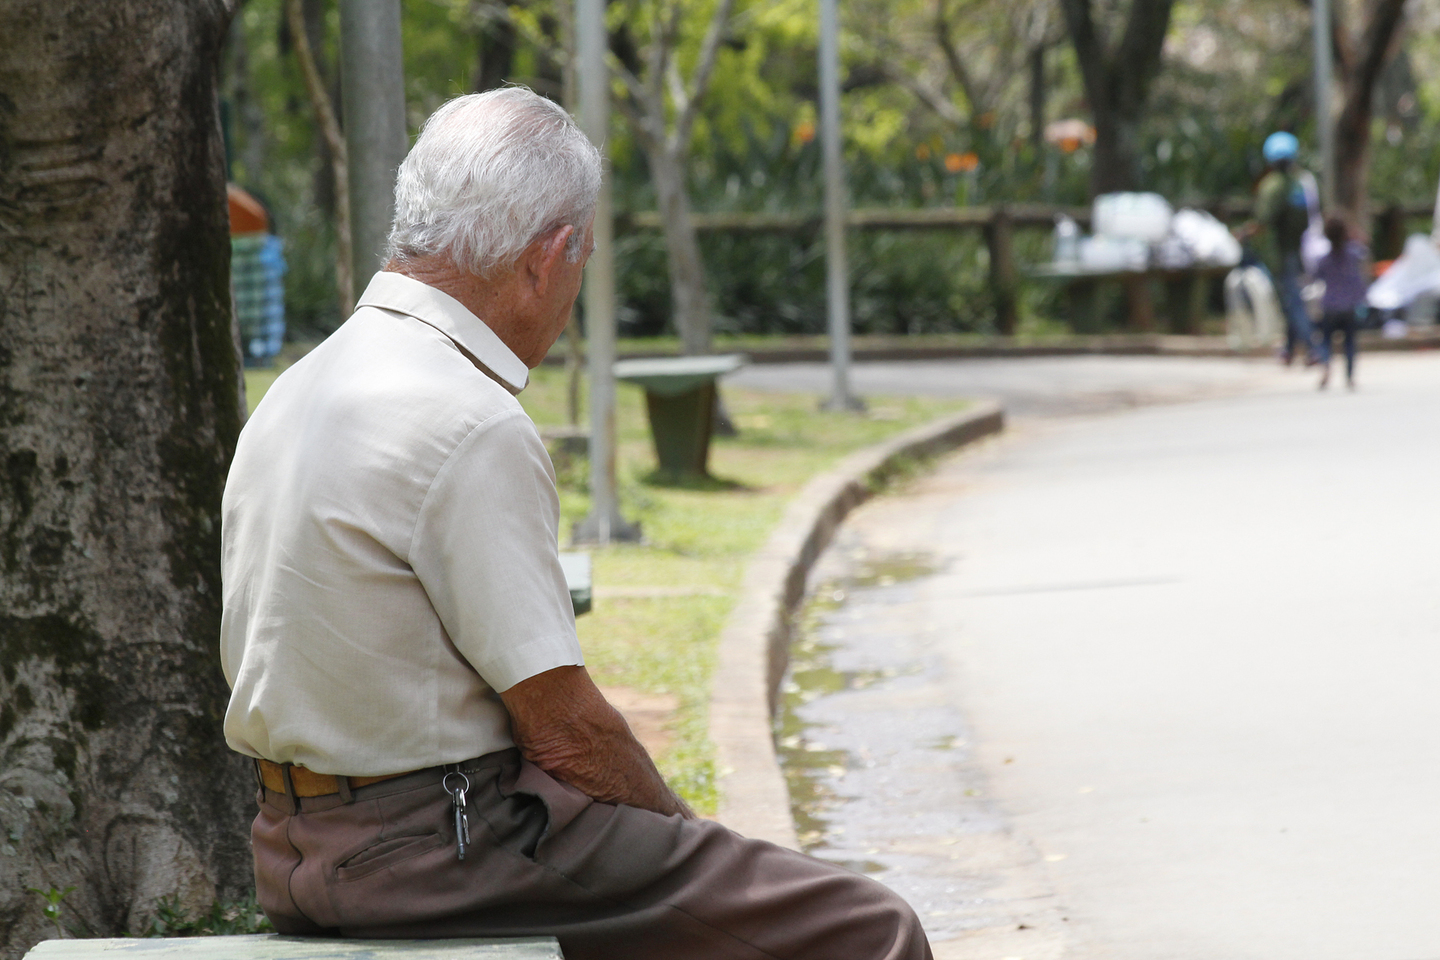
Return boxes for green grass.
[242,364,969,814]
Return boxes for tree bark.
[0,2,253,956]
[470,0,519,93]
[647,145,713,355]
[286,0,353,316]
[610,0,735,356]
[1331,0,1407,226]
[1029,43,1046,153]
[1060,0,1175,196]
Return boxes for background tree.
[864,0,1061,148]
[606,0,739,355]
[1060,0,1176,195]
[1326,0,1409,224]
[214,0,1440,341]
[285,0,353,317]
[0,2,253,956]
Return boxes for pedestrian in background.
[1249,132,1319,365]
[1313,215,1369,390]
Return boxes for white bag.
[1366,234,1440,310]
[1225,266,1283,348]
[1171,208,1242,267]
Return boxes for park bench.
[1031,262,1231,334]
[558,551,591,616]
[613,354,747,479]
[24,935,563,959]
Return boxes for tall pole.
[340,0,408,296]
[1432,169,1440,244]
[573,0,639,544]
[1312,0,1335,211]
[819,0,862,412]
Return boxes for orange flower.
[795,121,816,144]
[1044,118,1095,154]
[946,151,979,173]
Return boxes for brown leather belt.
[256,758,419,798]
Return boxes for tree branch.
[1348,0,1407,103]
[673,0,737,149]
[886,63,967,127]
[645,2,667,107]
[1059,0,1107,104]
[609,53,666,153]
[1112,0,1175,115]
[934,0,989,117]
[284,0,352,315]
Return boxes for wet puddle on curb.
[776,552,940,854]
[772,545,1030,941]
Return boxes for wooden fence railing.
[616,202,1437,335]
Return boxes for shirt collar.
[356,271,530,393]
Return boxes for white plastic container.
[1093,192,1173,243]
[1053,215,1081,265]
[1079,234,1148,272]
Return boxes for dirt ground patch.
[597,686,680,758]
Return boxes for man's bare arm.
[499,664,697,819]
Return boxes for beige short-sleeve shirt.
[220,272,583,776]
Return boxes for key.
[453,790,469,860]
[444,771,471,861]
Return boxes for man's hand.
[499,665,697,820]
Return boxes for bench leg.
[644,383,716,479]
[1122,274,1154,332]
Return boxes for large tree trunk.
[1060,0,1175,196]
[0,2,253,956]
[470,0,519,94]
[647,145,713,356]
[1331,0,1407,226]
[1089,111,1144,196]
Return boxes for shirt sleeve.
[409,407,583,692]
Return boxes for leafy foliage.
[140,894,275,938]
[221,0,1440,343]
[25,886,76,940]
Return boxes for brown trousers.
[252,750,931,960]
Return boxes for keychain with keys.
[443,771,471,860]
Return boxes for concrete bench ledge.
[612,353,747,396]
[25,936,562,959]
[558,551,591,616]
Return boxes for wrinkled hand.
[500,665,696,819]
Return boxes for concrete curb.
[541,329,1440,368]
[708,401,1005,847]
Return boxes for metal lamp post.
[339,0,408,295]
[573,0,640,544]
[818,0,863,412]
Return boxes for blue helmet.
[1263,131,1299,163]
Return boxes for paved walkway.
[729,354,1296,417]
[752,353,1440,960]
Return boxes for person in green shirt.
[1248,131,1319,365]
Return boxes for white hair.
[387,87,602,277]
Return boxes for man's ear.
[524,225,575,297]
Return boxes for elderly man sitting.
[220,87,931,960]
